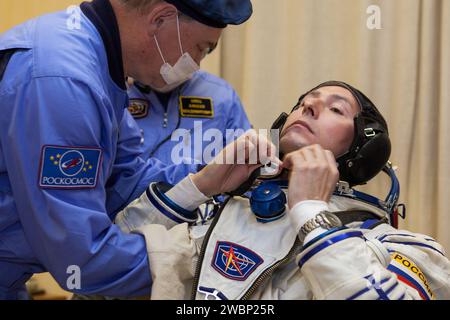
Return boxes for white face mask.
[152,15,200,93]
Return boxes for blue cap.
[250,183,287,223]
[165,0,253,28]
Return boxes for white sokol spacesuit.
[115,81,450,300]
[115,173,450,300]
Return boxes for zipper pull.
[139,129,145,145]
[163,112,168,128]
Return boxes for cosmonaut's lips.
[285,120,314,135]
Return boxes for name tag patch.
[128,99,149,119]
[39,146,102,189]
[180,96,214,118]
[212,241,263,281]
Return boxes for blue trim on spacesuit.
[146,182,198,224]
[298,231,364,267]
[146,188,187,224]
[346,276,391,300]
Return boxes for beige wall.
[0,0,79,32]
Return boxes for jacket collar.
[81,0,126,90]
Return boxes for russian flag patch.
[387,252,434,300]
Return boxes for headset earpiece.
[271,112,289,131]
[338,114,391,186]
[346,132,391,185]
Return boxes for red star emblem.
[220,246,255,276]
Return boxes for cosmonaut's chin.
[279,135,309,156]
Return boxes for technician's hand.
[283,144,339,209]
[192,130,281,197]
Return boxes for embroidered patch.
[128,99,149,119]
[387,252,434,300]
[39,146,102,189]
[179,96,214,118]
[211,241,263,281]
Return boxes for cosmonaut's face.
[279,86,360,158]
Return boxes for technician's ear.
[145,3,178,36]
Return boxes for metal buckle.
[335,181,353,195]
[364,128,376,137]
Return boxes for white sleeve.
[297,224,450,300]
[165,174,210,210]
[289,200,330,243]
[132,223,208,300]
[115,174,210,232]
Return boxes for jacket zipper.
[191,197,231,300]
[240,237,301,300]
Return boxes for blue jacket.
[0,0,197,299]
[126,71,251,183]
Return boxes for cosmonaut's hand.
[283,144,339,209]
[191,129,281,197]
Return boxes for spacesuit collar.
[328,195,388,221]
[81,0,126,90]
